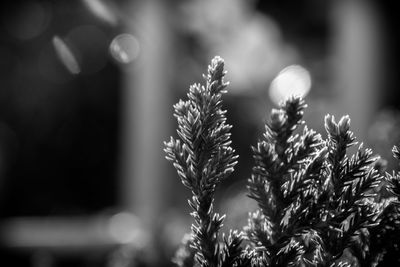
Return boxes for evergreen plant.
[165,56,400,267]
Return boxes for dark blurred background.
[0,0,399,266]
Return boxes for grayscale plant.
[165,57,400,267]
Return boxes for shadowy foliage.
[165,57,400,267]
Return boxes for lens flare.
[269,65,311,105]
[109,33,140,64]
[82,0,118,25]
[108,212,140,244]
[52,36,80,75]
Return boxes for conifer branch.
[324,115,356,194]
[165,56,238,267]
[320,115,384,264]
[364,144,400,265]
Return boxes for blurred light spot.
[52,36,81,75]
[66,25,108,74]
[82,0,118,25]
[108,212,140,244]
[269,65,311,105]
[2,2,51,40]
[110,34,140,64]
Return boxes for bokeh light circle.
[109,33,140,64]
[52,36,81,75]
[269,65,312,105]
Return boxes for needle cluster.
[165,57,400,267]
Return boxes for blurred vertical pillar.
[118,0,173,230]
[331,0,384,140]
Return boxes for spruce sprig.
[245,97,385,265]
[247,96,327,265]
[321,115,383,263]
[363,145,400,265]
[165,56,239,267]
